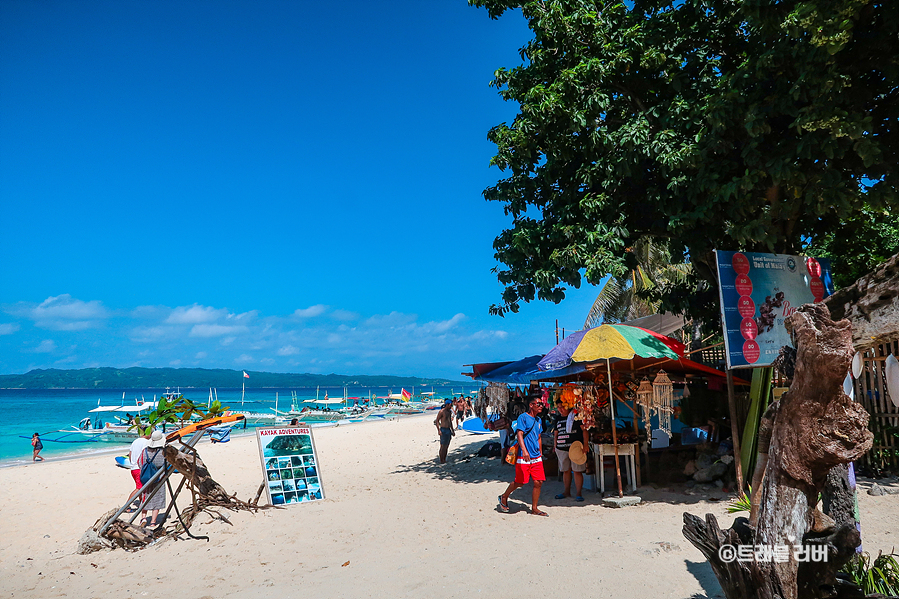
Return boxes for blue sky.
[0,1,604,379]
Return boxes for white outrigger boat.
[271,390,348,423]
[51,394,160,443]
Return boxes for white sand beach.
[1,414,895,599]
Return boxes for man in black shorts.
[434,399,455,464]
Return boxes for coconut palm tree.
[583,237,692,329]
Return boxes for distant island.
[0,367,470,390]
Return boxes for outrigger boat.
[30,394,160,444]
[271,390,347,423]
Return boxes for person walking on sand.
[553,402,589,501]
[126,428,151,517]
[498,398,548,516]
[434,399,455,464]
[31,433,44,461]
[454,397,465,428]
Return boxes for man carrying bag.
[497,398,548,516]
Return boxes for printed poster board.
[256,425,324,505]
[715,251,835,370]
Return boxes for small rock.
[714,479,724,488]
[696,454,714,470]
[720,455,734,465]
[683,460,697,476]
[868,484,885,496]
[693,461,728,482]
[602,496,642,508]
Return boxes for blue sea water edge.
[0,385,475,466]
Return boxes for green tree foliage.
[804,208,899,288]
[472,0,898,323]
[132,393,228,434]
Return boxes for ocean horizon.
[0,384,481,465]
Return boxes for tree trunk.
[683,303,873,599]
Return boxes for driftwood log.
[824,251,899,350]
[82,445,276,552]
[163,445,230,501]
[683,303,874,599]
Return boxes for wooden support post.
[607,361,624,497]
[727,370,745,493]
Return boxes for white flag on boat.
[243,371,249,379]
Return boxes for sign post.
[256,425,325,506]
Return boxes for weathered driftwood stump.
[164,445,230,501]
[683,303,874,599]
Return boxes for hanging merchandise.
[474,388,488,421]
[636,377,654,446]
[576,386,597,430]
[486,383,510,416]
[558,383,579,409]
[653,370,674,436]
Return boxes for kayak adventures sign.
[256,426,324,506]
[715,251,835,369]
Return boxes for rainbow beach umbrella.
[537,324,685,371]
[537,324,685,498]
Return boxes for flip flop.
[575,496,585,502]
[554,493,568,500]
[498,495,510,513]
[530,509,549,517]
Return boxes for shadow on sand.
[391,436,740,509]
[684,559,725,598]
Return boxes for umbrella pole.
[607,360,624,497]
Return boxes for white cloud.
[293,305,327,318]
[195,352,207,359]
[277,345,300,356]
[129,326,168,343]
[189,324,249,338]
[235,354,254,363]
[428,313,466,333]
[169,359,182,366]
[331,309,359,321]
[33,339,57,353]
[23,294,108,330]
[364,311,416,328]
[166,304,228,325]
[0,323,20,335]
[470,329,509,341]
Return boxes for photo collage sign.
[256,426,324,505]
[715,250,834,369]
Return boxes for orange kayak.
[165,414,246,443]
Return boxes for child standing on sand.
[31,433,44,462]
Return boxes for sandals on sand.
[575,496,585,502]
[530,509,549,517]
[498,495,510,513]
[554,493,569,500]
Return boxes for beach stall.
[464,325,750,496]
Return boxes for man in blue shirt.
[498,397,548,516]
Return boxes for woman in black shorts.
[31,433,44,462]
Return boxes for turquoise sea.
[0,385,479,465]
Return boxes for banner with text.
[715,251,834,369]
[256,426,324,506]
